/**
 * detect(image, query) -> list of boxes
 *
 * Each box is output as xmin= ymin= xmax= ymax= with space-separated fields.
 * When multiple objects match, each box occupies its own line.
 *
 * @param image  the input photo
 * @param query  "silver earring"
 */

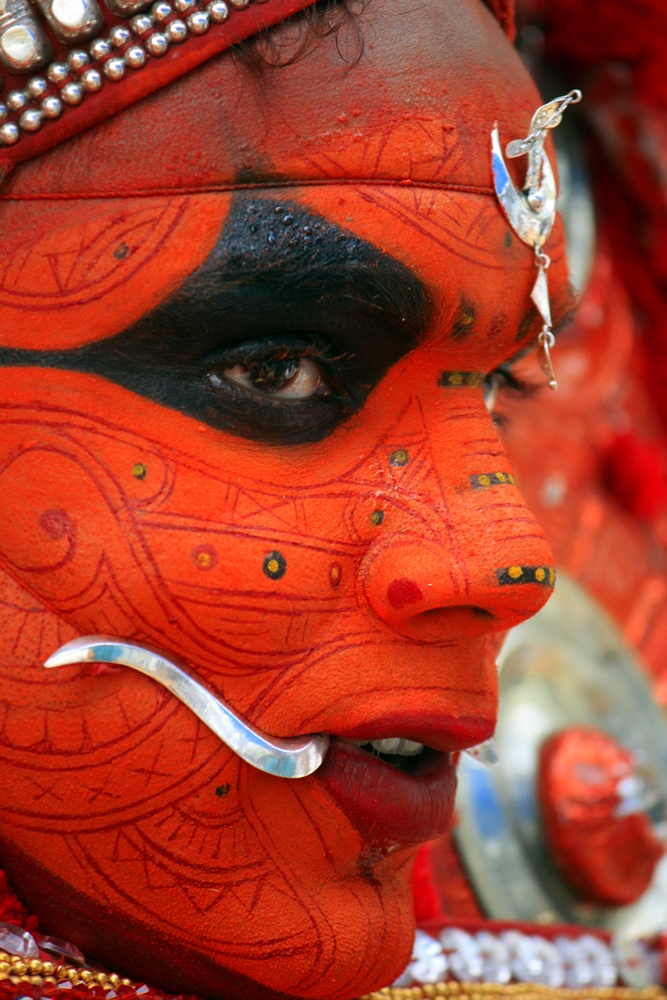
xmin=491 ymin=90 xmax=582 ymax=389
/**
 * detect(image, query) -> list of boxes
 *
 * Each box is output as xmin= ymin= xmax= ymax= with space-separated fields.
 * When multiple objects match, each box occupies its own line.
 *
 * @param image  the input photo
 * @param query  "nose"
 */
xmin=360 ymin=527 xmax=554 ymax=642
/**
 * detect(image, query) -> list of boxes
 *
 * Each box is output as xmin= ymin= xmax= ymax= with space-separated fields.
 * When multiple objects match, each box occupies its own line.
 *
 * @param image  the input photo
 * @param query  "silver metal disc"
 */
xmin=455 ymin=572 xmax=667 ymax=936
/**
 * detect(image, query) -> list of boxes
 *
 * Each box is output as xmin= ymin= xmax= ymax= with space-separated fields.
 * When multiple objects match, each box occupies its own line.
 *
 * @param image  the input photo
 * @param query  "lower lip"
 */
xmin=317 ymin=739 xmax=457 ymax=848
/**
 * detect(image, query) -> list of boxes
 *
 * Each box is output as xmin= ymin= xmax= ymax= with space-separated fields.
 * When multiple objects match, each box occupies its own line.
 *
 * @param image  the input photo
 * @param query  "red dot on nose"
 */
xmin=386 ymin=577 xmax=423 ymax=610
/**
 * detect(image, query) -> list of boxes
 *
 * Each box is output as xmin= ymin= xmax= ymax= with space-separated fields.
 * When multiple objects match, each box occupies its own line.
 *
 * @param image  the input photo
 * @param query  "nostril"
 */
xmin=386 ymin=578 xmax=423 ymax=610
xmin=417 ymin=605 xmax=495 ymax=622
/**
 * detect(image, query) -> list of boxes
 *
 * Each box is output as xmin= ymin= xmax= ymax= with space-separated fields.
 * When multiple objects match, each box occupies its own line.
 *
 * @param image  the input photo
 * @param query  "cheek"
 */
xmin=0 ymin=193 xmax=230 ymax=349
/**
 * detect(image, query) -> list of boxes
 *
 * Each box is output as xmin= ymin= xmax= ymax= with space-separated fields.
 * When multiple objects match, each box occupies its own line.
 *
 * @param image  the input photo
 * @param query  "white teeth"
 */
xmin=368 ymin=737 xmax=425 ymax=756
xmin=463 ymin=737 xmax=499 ymax=767
xmin=370 ymin=737 xmax=402 ymax=754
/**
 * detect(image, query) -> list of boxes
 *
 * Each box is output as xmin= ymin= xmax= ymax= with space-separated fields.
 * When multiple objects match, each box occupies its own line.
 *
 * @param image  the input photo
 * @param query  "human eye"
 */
xmin=200 ymin=337 xmax=357 ymax=444
xmin=483 ymin=362 xmax=534 ymax=426
xmin=213 ymin=349 xmax=332 ymax=400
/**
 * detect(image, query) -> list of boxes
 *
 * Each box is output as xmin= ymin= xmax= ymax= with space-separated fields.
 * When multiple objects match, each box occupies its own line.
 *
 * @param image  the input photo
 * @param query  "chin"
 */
xmin=247 ymin=847 xmax=419 ymax=1000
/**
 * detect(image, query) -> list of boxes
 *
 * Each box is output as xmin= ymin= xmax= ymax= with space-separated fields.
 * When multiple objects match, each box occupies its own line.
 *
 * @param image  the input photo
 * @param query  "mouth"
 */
xmin=45 ymin=636 xmax=488 ymax=849
xmin=317 ymin=735 xmax=458 ymax=848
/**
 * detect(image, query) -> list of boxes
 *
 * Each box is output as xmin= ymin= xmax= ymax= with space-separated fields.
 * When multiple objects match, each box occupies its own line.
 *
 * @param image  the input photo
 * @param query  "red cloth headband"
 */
xmin=0 ymin=0 xmax=515 ymax=182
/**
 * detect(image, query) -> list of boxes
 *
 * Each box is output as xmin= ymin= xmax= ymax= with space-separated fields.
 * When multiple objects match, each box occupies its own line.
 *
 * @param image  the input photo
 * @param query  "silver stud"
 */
xmin=109 ymin=24 xmax=131 ymax=46
xmin=174 ymin=0 xmax=195 ymax=11
xmin=68 ymin=48 xmax=89 ymax=70
xmin=145 ymin=30 xmax=168 ymax=55
xmin=34 ymin=0 xmax=104 ymax=45
xmin=229 ymin=0 xmax=249 ymax=7
xmin=166 ymin=17 xmax=186 ymax=41
xmin=80 ymin=66 xmax=102 ymax=90
xmin=0 ymin=12 xmax=53 ymax=74
xmin=41 ymin=94 xmax=63 ymax=117
xmin=7 ymin=89 xmax=29 ymax=111
xmin=103 ymin=55 xmax=125 ymax=79
xmin=151 ymin=1 xmax=171 ymax=19
xmin=61 ymin=79 xmax=84 ymax=104
xmin=47 ymin=60 xmax=69 ymax=83
xmin=0 ymin=121 xmax=20 ymax=145
xmin=19 ymin=107 xmax=43 ymax=131
xmin=206 ymin=0 xmax=228 ymax=21
xmin=0 ymin=102 xmax=6 ymax=122
xmin=186 ymin=9 xmax=208 ymax=32
xmin=129 ymin=13 xmax=153 ymax=34
xmin=124 ymin=44 xmax=146 ymax=68
xmin=88 ymin=36 xmax=110 ymax=59
xmin=26 ymin=75 xmax=48 ymax=98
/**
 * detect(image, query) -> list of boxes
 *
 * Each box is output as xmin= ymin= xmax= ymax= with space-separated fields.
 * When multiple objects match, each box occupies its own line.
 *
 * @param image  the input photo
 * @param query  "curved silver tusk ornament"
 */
xmin=491 ymin=90 xmax=582 ymax=390
xmin=44 ymin=636 xmax=330 ymax=779
xmin=463 ymin=737 xmax=499 ymax=768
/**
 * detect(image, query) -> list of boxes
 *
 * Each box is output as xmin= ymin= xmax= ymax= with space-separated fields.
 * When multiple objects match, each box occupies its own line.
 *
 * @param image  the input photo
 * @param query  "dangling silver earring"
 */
xmin=491 ymin=90 xmax=581 ymax=389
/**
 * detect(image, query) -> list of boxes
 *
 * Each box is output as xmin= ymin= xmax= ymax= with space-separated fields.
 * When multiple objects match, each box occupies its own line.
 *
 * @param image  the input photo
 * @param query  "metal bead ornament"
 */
xmin=0 ymin=0 xmax=256 ymax=146
xmin=491 ymin=90 xmax=582 ymax=390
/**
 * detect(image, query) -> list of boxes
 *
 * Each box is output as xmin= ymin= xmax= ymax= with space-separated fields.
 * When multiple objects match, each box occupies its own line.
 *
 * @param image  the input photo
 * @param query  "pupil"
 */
xmin=248 ymin=357 xmax=298 ymax=392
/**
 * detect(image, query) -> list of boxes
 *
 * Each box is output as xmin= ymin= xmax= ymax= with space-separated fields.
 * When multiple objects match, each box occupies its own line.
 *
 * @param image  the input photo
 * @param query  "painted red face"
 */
xmin=0 ymin=2 xmax=571 ymax=997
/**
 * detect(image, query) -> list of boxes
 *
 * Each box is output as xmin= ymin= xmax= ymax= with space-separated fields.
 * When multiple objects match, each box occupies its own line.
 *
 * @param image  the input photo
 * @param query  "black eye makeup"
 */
xmin=0 ymin=197 xmax=432 ymax=445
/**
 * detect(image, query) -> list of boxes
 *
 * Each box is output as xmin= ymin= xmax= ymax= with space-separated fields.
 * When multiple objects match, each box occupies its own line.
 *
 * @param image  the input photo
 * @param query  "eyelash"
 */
xmin=483 ymin=363 xmax=533 ymax=427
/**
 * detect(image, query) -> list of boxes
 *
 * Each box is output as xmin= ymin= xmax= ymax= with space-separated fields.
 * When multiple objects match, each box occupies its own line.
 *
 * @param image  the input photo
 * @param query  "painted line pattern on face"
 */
xmin=470 ymin=472 xmax=517 ymax=489
xmin=497 ymin=565 xmax=555 ymax=587
xmin=438 ymin=371 xmax=484 ymax=388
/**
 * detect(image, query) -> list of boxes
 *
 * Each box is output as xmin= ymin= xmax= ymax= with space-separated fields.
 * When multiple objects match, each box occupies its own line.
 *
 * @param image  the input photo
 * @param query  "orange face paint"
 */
xmin=0 ymin=1 xmax=570 ymax=997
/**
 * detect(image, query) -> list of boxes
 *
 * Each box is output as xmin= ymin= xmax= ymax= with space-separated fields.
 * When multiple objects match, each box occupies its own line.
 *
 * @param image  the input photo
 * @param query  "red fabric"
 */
xmin=412 ymin=843 xmax=446 ymax=923
xmin=534 ymin=0 xmax=667 ymax=521
xmin=0 ymin=868 xmax=38 ymax=933
xmin=602 ymin=433 xmax=667 ymax=521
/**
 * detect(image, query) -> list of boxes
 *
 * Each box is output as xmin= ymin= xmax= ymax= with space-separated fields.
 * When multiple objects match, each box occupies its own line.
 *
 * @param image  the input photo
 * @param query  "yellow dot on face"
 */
xmin=197 ymin=552 xmax=211 ymax=568
xmin=496 ymin=472 xmax=506 ymax=483
xmin=535 ymin=567 xmax=546 ymax=582
xmin=549 ymin=567 xmax=556 ymax=585
xmin=509 ymin=474 xmax=516 ymax=484
xmin=467 ymin=372 xmax=482 ymax=388
xmin=450 ymin=372 xmax=463 ymax=385
xmin=132 ymin=462 xmax=147 ymax=480
xmin=478 ymin=475 xmax=491 ymax=487
xmin=267 ymin=559 xmax=279 ymax=574
xmin=508 ymin=565 xmax=523 ymax=579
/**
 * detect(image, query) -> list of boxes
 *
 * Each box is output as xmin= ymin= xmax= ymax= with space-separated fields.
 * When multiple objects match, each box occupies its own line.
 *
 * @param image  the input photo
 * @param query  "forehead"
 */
xmin=0 ymin=0 xmax=569 ymax=365
xmin=2 ymin=0 xmax=541 ymax=198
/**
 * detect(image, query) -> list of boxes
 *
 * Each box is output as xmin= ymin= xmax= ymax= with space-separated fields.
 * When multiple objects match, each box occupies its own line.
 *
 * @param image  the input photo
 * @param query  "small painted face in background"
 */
xmin=0 ymin=1 xmax=571 ymax=997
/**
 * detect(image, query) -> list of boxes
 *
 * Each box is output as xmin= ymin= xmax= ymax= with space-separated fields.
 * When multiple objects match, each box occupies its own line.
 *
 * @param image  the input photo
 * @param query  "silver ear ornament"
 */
xmin=491 ymin=90 xmax=582 ymax=389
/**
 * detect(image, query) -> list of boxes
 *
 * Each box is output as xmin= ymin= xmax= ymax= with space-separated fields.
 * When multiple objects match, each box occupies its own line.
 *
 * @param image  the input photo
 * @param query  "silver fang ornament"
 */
xmin=491 ymin=90 xmax=582 ymax=391
xmin=45 ymin=636 xmax=330 ymax=779
xmin=463 ymin=738 xmax=499 ymax=767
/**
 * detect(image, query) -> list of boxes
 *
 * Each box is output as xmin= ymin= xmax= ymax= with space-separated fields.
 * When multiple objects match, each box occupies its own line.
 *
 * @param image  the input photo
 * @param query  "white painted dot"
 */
xmin=1 ymin=24 xmax=37 ymax=63
xmin=51 ymin=0 xmax=87 ymax=27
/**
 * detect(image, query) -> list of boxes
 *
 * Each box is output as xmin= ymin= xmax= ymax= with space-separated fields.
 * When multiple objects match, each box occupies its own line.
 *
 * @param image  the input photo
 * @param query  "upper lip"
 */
xmin=324 ymin=710 xmax=495 ymax=754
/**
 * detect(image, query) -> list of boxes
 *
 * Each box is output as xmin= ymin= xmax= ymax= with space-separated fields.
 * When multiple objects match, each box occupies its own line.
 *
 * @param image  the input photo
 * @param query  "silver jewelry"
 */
xmin=45 ymin=636 xmax=330 ymax=779
xmin=492 ymin=90 xmax=582 ymax=389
